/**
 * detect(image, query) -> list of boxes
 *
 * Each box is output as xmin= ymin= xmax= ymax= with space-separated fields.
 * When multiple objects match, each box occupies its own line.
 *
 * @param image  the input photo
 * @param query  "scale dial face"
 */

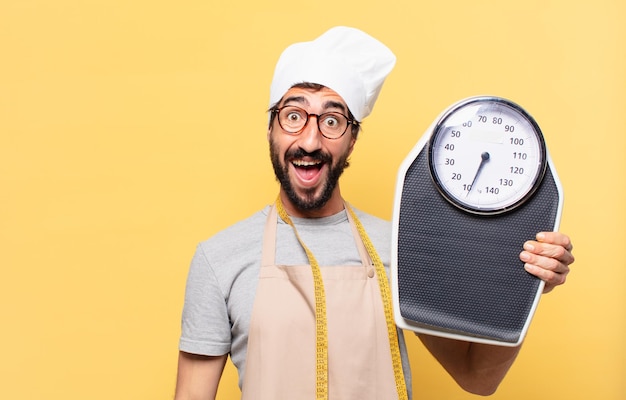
xmin=428 ymin=97 xmax=547 ymax=214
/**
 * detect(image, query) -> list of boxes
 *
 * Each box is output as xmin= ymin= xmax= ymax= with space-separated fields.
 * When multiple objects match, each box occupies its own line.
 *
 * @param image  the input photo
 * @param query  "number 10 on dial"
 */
xmin=428 ymin=96 xmax=547 ymax=215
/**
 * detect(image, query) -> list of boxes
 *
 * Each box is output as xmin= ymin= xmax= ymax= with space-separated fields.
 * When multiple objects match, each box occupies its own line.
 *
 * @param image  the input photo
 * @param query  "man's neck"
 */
xmin=278 ymin=190 xmax=345 ymax=219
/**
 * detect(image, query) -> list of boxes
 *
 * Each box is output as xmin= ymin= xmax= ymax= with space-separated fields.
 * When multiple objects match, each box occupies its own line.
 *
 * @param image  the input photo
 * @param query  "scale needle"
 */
xmin=466 ymin=151 xmax=490 ymax=197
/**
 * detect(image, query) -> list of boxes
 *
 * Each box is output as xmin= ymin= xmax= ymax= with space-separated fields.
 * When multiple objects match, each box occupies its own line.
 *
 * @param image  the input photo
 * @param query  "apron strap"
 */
xmin=345 ymin=201 xmax=375 ymax=269
xmin=261 ymin=205 xmax=279 ymax=267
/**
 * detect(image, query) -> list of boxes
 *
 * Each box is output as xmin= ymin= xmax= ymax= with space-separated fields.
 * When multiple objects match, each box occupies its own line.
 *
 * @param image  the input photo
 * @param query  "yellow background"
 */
xmin=1 ymin=0 xmax=624 ymax=399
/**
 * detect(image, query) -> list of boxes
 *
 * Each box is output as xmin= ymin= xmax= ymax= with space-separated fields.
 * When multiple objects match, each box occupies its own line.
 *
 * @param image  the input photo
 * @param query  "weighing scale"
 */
xmin=391 ymin=96 xmax=563 ymax=346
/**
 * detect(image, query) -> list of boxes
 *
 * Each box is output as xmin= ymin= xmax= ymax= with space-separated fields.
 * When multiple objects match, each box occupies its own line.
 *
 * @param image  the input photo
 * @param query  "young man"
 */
xmin=174 ymin=26 xmax=574 ymax=400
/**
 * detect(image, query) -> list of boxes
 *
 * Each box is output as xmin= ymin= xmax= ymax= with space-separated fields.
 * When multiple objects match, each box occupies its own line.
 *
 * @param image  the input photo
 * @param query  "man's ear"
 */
xmin=267 ymin=113 xmax=275 ymax=141
xmin=347 ymin=136 xmax=356 ymax=156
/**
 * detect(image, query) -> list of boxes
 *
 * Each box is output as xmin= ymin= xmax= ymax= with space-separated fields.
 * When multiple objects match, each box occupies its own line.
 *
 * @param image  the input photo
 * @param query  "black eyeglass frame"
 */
xmin=270 ymin=106 xmax=359 ymax=140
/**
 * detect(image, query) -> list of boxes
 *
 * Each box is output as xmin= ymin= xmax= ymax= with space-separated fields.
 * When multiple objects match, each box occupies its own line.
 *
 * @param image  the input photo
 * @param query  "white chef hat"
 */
xmin=269 ymin=26 xmax=396 ymax=122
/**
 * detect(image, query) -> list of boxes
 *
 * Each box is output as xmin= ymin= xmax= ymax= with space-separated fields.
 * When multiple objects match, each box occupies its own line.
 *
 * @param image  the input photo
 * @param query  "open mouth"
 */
xmin=291 ymin=159 xmax=325 ymax=182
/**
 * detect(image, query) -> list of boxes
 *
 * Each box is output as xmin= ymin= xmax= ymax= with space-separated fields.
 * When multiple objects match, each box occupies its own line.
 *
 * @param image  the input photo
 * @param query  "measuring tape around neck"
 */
xmin=275 ymin=197 xmax=408 ymax=400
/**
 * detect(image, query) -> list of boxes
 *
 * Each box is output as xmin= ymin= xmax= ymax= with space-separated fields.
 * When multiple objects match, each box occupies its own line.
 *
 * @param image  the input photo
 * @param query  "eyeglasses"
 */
xmin=271 ymin=105 xmax=358 ymax=140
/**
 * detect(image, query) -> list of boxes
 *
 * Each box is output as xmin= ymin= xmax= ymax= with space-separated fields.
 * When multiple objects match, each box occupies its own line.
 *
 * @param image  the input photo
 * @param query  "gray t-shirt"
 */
xmin=179 ymin=205 xmax=412 ymax=394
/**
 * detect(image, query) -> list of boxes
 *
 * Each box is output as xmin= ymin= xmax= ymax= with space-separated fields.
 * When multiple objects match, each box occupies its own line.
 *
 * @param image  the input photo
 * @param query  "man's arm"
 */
xmin=174 ymin=351 xmax=228 ymax=400
xmin=418 ymin=335 xmax=521 ymax=395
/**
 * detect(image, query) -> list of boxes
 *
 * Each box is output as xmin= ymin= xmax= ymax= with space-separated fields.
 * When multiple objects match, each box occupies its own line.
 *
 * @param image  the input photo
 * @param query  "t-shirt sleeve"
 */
xmin=179 ymin=244 xmax=231 ymax=356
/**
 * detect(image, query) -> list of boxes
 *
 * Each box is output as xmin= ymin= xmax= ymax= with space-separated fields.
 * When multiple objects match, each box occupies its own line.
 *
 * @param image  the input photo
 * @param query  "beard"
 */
xmin=269 ymin=139 xmax=350 ymax=212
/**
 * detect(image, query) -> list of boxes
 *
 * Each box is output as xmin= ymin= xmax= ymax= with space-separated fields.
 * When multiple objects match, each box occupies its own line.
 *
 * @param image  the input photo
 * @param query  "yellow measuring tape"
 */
xmin=345 ymin=204 xmax=408 ymax=400
xmin=275 ymin=197 xmax=408 ymax=400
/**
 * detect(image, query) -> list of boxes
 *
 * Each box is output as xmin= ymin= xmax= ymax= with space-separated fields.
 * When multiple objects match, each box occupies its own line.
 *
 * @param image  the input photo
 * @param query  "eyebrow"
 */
xmin=281 ymin=95 xmax=309 ymax=107
xmin=281 ymin=96 xmax=348 ymax=114
xmin=322 ymin=100 xmax=347 ymax=114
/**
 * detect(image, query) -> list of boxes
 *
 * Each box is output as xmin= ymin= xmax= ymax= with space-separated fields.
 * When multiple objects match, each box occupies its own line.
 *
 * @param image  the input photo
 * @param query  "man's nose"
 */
xmin=297 ymin=116 xmax=323 ymax=152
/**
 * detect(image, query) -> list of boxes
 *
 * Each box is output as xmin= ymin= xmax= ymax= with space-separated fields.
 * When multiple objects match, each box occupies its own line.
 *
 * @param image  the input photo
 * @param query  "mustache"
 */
xmin=285 ymin=148 xmax=332 ymax=164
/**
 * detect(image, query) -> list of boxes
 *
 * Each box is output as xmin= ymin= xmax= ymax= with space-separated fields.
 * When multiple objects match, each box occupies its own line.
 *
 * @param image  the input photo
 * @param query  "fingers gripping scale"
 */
xmin=391 ymin=96 xmax=563 ymax=346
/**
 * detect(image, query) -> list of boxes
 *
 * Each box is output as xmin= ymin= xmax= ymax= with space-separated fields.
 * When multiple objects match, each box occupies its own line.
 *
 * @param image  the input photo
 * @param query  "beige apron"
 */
xmin=241 ymin=204 xmax=401 ymax=400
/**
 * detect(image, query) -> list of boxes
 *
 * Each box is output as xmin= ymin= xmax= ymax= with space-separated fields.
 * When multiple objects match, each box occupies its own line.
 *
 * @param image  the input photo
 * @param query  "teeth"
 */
xmin=292 ymin=160 xmax=321 ymax=167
